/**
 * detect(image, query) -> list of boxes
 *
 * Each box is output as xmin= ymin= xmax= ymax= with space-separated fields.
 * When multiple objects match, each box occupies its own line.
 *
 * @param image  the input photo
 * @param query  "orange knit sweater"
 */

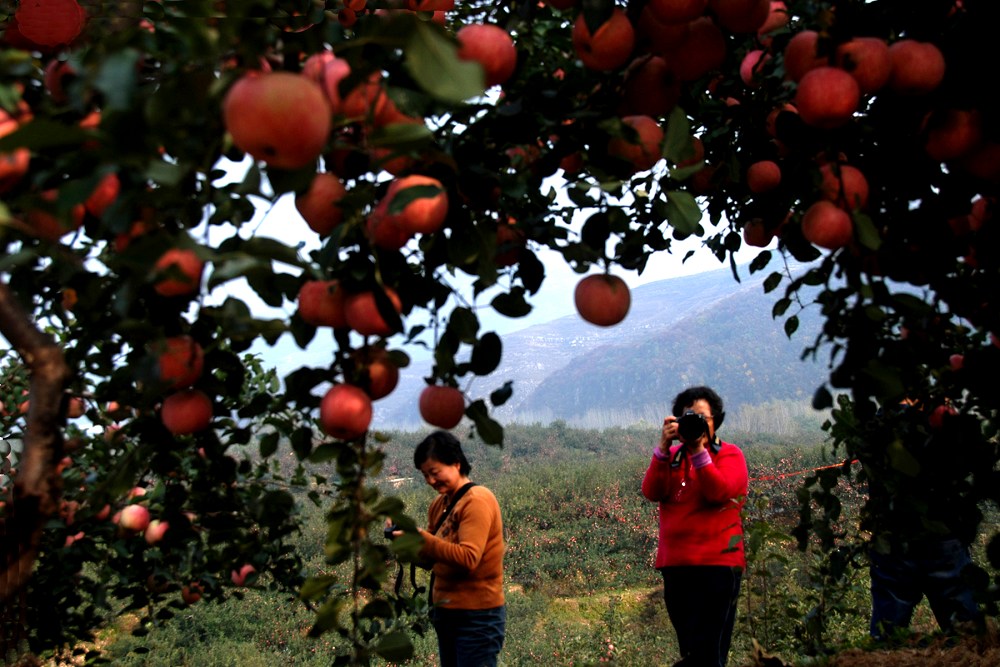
xmin=419 ymin=485 xmax=505 ymax=610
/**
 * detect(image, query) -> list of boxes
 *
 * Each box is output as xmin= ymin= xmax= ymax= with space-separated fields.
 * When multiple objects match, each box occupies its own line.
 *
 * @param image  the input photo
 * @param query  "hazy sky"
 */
xmin=205 ymin=156 xmax=773 ymax=373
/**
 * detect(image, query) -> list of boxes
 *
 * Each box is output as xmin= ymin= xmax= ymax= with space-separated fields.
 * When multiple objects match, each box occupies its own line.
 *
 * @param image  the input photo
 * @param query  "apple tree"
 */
xmin=0 ymin=0 xmax=998 ymax=662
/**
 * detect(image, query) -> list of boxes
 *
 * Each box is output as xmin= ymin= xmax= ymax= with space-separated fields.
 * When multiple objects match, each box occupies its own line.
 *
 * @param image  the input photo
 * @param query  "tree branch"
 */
xmin=0 ymin=282 xmax=71 ymax=604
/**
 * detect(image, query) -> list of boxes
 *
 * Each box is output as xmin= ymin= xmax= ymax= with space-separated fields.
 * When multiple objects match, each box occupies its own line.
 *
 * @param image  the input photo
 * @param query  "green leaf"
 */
xmin=360 ymin=599 xmax=394 ymax=619
xmin=368 ymin=122 xmax=434 ymax=149
xmin=580 ymin=211 xmax=612 ymax=249
xmin=887 ymin=440 xmax=920 ymax=477
xmin=388 ymin=184 xmax=443 ymax=216
xmin=145 ymin=159 xmax=188 ymax=187
xmin=405 ymin=21 xmax=485 ymax=103
xmin=259 ymin=432 xmax=279 ymax=458
xmin=664 ymin=191 xmax=702 ymax=237
xmin=470 ymin=332 xmax=502 ymax=375
xmin=310 ymin=443 xmax=341 ymax=463
xmin=580 ymin=0 xmax=616 ymax=36
xmin=300 ymin=575 xmax=338 ymax=602
xmin=812 ymin=386 xmax=833 ymax=410
xmin=374 ymin=630 xmax=414 ymax=662
xmin=491 ymin=289 xmax=532 ymax=318
xmin=94 ymin=50 xmax=141 ymax=111
xmin=749 ymin=250 xmax=772 ymax=273
xmin=853 ymin=212 xmax=881 ymax=251
xmin=490 ymin=381 xmax=513 ymax=407
xmin=763 ymin=271 xmax=783 ymax=293
xmin=0 ymin=119 xmax=91 ymax=152
xmin=309 ymin=598 xmax=346 ymax=636
xmin=466 ymin=399 xmax=503 ymax=445
xmin=783 ymin=314 xmax=799 ymax=337
xmin=662 ymin=107 xmax=693 ymax=163
xmin=207 ymin=254 xmax=267 ymax=290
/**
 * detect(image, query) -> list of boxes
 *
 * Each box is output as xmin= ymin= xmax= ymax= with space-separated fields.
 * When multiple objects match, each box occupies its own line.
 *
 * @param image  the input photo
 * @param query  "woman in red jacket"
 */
xmin=642 ymin=386 xmax=748 ymax=667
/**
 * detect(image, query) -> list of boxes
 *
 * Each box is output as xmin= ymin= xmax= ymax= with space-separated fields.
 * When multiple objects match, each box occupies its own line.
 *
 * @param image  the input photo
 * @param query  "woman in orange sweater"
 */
xmin=414 ymin=430 xmax=505 ymax=667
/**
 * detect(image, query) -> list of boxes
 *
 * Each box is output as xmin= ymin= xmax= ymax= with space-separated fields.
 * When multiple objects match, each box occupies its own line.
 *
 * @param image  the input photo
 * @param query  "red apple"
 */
xmin=181 ymin=582 xmax=203 ymax=605
xmin=383 ymin=174 xmax=449 ymax=236
xmin=742 ymin=219 xmax=773 ymax=247
xmin=835 ymin=37 xmax=891 ymax=94
xmin=319 ymin=383 xmax=373 ymax=440
xmin=297 ymin=280 xmax=349 ymax=328
xmin=667 ymin=17 xmax=726 ymax=81
xmin=231 ymin=563 xmax=256 ymax=587
xmin=153 ymin=248 xmax=204 ymax=297
xmin=747 ymin=160 xmax=781 ymax=193
xmin=574 ymin=274 xmax=631 ymax=327
xmin=709 ymin=0 xmax=770 ymax=34
xmin=117 ymin=504 xmax=151 ymax=532
xmin=295 ymin=172 xmax=347 ymax=236
xmin=620 ymin=56 xmax=682 ymax=117
xmin=344 ymin=287 xmax=403 ymax=337
xmin=572 ymin=8 xmax=636 ymax=72
xmin=353 ymin=347 xmax=400 ymax=400
xmin=801 ymin=201 xmax=853 ymax=249
xmin=928 ymin=403 xmax=957 ymax=430
xmin=739 ymin=49 xmax=771 ymax=87
xmin=757 ymin=1 xmax=788 ymax=44
xmin=795 ymin=67 xmax=860 ymax=129
xmin=366 ymin=200 xmax=413 ymax=250
xmin=222 ymin=71 xmax=331 ymax=169
xmin=26 ymin=189 xmax=85 ymax=242
xmin=301 ymin=51 xmax=351 ymax=114
xmin=638 ymin=6 xmax=691 ymax=52
xmin=84 ymin=172 xmax=120 ymax=218
xmin=949 ymin=354 xmax=964 ymax=371
xmin=144 ymin=519 xmax=169 ymax=544
xmin=66 ymin=396 xmax=85 ymax=419
xmin=156 ymin=335 xmax=205 ymax=390
xmin=456 ymin=24 xmax=518 ymax=88
xmin=495 ymin=222 xmax=526 ymax=267
xmin=608 ymin=115 xmax=664 ymax=173
xmin=419 ymin=385 xmax=465 ymax=429
xmin=923 ymin=109 xmax=983 ymax=162
xmin=818 ymin=163 xmax=869 ymax=210
xmin=646 ymin=0 xmax=707 ymax=23
xmin=887 ymin=39 xmax=946 ymax=96
xmin=161 ymin=389 xmax=213 ymax=435
xmin=782 ymin=30 xmax=827 ymax=82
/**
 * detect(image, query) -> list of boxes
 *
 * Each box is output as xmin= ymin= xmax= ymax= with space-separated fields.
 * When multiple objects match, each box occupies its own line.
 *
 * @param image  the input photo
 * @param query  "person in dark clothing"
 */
xmin=861 ymin=398 xmax=985 ymax=642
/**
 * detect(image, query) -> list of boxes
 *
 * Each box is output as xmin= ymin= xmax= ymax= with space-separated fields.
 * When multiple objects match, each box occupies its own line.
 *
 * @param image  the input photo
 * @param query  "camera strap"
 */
xmin=431 ymin=482 xmax=477 ymax=534
xmin=428 ymin=482 xmax=477 ymax=605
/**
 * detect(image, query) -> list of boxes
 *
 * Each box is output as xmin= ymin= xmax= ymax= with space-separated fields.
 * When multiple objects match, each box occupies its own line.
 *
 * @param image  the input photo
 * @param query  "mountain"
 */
xmin=372 ymin=260 xmax=829 ymax=429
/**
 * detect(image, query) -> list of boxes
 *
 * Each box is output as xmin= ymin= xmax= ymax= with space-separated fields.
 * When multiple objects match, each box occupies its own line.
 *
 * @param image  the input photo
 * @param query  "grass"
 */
xmin=39 ymin=435 xmax=998 ymax=667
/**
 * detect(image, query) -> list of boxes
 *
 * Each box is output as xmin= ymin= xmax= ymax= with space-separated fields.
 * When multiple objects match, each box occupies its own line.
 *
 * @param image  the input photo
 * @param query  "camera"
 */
xmin=384 ymin=523 xmax=400 ymax=540
xmin=677 ymin=411 xmax=708 ymax=441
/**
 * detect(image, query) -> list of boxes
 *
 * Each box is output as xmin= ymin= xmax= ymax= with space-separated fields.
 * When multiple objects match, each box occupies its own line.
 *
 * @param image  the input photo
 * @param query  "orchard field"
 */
xmin=65 ymin=422 xmax=998 ymax=667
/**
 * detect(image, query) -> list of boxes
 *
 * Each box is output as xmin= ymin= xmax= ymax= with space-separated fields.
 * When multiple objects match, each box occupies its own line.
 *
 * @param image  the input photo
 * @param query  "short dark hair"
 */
xmin=414 ymin=430 xmax=471 ymax=476
xmin=672 ymin=386 xmax=726 ymax=429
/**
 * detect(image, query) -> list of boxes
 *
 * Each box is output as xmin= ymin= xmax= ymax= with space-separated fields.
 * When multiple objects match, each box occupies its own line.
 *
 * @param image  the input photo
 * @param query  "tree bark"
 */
xmin=0 ymin=282 xmax=71 ymax=610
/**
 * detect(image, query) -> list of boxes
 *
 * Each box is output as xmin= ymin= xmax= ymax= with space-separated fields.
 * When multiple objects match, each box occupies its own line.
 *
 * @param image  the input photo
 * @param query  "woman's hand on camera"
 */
xmin=659 ymin=416 xmax=678 ymax=455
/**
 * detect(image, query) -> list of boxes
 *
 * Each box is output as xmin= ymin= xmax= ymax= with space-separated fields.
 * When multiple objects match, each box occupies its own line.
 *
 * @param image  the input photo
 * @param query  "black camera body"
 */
xmin=384 ymin=523 xmax=400 ymax=540
xmin=677 ymin=410 xmax=709 ymax=441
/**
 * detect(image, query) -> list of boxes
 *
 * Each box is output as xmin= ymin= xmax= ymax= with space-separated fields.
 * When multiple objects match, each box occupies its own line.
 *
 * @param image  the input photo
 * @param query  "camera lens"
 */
xmin=677 ymin=411 xmax=708 ymax=441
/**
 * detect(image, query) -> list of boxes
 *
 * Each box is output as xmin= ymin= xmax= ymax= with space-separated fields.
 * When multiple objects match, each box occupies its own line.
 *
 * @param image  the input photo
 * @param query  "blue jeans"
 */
xmin=869 ymin=538 xmax=983 ymax=641
xmin=431 ymin=605 xmax=506 ymax=667
xmin=660 ymin=566 xmax=742 ymax=667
